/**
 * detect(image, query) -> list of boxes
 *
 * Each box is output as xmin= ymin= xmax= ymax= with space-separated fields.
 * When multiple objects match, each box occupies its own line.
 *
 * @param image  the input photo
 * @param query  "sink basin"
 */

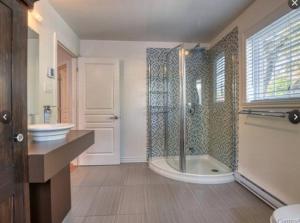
xmin=28 ymin=123 xmax=75 ymax=142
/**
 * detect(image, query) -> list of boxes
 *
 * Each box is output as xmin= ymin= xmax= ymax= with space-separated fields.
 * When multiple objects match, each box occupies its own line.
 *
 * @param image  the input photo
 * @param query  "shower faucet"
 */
xmin=187 ymin=103 xmax=196 ymax=115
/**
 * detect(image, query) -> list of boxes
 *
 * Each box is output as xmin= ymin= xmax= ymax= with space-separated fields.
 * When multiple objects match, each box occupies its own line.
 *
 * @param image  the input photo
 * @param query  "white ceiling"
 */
xmin=49 ymin=0 xmax=254 ymax=42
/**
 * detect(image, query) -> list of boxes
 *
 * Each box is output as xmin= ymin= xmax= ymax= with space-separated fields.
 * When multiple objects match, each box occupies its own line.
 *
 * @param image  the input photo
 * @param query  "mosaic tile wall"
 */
xmin=185 ymin=49 xmax=210 ymax=155
xmin=208 ymin=28 xmax=239 ymax=169
xmin=147 ymin=48 xmax=210 ymax=159
xmin=147 ymin=48 xmax=169 ymax=158
xmin=165 ymin=48 xmax=181 ymax=157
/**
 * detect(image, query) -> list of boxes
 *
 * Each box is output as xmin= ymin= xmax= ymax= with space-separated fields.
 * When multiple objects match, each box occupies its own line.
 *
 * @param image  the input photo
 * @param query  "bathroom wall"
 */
xmin=80 ymin=40 xmax=180 ymax=162
xmin=165 ymin=48 xmax=181 ymax=158
xmin=208 ymin=28 xmax=239 ymax=169
xmin=147 ymin=48 xmax=169 ymax=158
xmin=210 ymin=0 xmax=300 ymax=204
xmin=185 ymin=49 xmax=210 ymax=156
xmin=27 ymin=37 xmax=39 ymax=124
xmin=28 ymin=0 xmax=80 ymax=123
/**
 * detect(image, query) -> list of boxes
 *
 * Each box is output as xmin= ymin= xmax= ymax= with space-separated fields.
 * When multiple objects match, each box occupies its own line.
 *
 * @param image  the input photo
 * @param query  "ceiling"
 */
xmin=49 ymin=0 xmax=254 ymax=42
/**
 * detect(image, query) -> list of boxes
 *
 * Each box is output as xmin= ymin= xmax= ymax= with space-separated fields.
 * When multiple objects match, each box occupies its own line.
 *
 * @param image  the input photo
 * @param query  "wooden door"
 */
xmin=0 ymin=2 xmax=14 ymax=221
xmin=78 ymin=58 xmax=120 ymax=165
xmin=0 ymin=0 xmax=36 ymax=222
xmin=58 ymin=64 xmax=70 ymax=123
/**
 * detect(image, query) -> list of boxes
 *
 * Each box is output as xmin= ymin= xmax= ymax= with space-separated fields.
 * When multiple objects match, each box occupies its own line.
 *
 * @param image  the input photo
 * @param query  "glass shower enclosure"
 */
xmin=147 ymin=38 xmax=238 ymax=174
xmin=164 ymin=46 xmax=211 ymax=172
xmin=165 ymin=46 xmax=185 ymax=171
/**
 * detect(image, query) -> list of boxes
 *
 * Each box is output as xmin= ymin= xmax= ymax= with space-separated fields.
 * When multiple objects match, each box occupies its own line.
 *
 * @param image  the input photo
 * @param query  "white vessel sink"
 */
xmin=28 ymin=123 xmax=74 ymax=142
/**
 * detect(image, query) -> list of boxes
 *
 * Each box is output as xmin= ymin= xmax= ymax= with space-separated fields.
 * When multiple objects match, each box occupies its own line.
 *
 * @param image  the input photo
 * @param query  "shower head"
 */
xmin=183 ymin=43 xmax=206 ymax=56
xmin=191 ymin=43 xmax=200 ymax=50
xmin=182 ymin=43 xmax=200 ymax=50
xmin=166 ymin=43 xmax=205 ymax=57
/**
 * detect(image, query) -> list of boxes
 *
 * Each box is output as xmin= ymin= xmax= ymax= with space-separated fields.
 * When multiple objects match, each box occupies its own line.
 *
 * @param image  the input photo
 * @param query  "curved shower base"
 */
xmin=149 ymin=155 xmax=234 ymax=184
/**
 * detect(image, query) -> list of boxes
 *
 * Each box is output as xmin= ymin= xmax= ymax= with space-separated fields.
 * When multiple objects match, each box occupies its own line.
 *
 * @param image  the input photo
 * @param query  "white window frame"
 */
xmin=241 ymin=5 xmax=300 ymax=108
xmin=214 ymin=52 xmax=226 ymax=103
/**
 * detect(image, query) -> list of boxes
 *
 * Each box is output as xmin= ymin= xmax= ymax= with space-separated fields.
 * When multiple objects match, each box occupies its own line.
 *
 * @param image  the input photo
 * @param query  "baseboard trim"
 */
xmin=120 ymin=156 xmax=147 ymax=163
xmin=235 ymin=172 xmax=285 ymax=209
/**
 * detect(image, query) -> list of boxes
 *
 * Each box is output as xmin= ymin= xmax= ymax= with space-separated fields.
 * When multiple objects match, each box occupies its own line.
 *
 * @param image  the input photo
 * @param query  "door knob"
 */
xmin=110 ymin=115 xmax=119 ymax=120
xmin=13 ymin=133 xmax=24 ymax=143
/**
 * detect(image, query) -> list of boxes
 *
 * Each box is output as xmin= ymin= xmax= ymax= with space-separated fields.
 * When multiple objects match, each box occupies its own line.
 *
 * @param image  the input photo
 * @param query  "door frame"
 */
xmin=57 ymin=63 xmax=69 ymax=123
xmin=56 ymin=41 xmax=78 ymax=126
xmin=56 ymin=42 xmax=79 ymax=167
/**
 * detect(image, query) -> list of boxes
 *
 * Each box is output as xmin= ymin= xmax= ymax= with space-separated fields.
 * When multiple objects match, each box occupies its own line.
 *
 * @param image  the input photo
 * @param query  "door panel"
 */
xmin=0 ymin=0 xmax=31 ymax=222
xmin=0 ymin=0 xmax=12 ymax=166
xmin=88 ymin=129 xmax=113 ymax=153
xmin=0 ymin=2 xmax=14 ymax=221
xmin=78 ymin=58 xmax=120 ymax=165
xmin=0 ymin=199 xmax=13 ymax=223
xmin=85 ymin=63 xmax=114 ymax=110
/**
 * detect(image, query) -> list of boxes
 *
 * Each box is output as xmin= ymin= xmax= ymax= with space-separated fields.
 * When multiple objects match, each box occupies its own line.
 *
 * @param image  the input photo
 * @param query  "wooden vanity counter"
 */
xmin=28 ymin=130 xmax=94 ymax=183
xmin=28 ymin=130 xmax=94 ymax=223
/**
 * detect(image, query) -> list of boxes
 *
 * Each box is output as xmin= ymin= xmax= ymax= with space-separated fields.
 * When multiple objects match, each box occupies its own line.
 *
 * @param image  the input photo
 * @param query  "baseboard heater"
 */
xmin=234 ymin=172 xmax=286 ymax=209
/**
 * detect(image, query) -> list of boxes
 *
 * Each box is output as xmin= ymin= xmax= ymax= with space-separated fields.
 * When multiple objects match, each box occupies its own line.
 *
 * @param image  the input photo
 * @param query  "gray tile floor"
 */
xmin=64 ymin=163 xmax=273 ymax=223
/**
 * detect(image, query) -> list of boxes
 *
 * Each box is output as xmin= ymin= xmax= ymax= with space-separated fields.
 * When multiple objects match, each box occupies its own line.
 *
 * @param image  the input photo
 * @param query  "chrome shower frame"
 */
xmin=178 ymin=47 xmax=187 ymax=172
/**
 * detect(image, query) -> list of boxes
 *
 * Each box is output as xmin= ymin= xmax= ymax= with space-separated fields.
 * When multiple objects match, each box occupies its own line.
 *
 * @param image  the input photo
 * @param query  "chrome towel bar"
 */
xmin=239 ymin=110 xmax=287 ymax=118
xmin=239 ymin=109 xmax=300 ymax=124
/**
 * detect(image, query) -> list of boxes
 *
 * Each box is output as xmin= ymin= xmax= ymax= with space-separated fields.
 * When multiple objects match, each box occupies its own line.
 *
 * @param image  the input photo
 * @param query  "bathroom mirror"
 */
xmin=27 ymin=27 xmax=39 ymax=124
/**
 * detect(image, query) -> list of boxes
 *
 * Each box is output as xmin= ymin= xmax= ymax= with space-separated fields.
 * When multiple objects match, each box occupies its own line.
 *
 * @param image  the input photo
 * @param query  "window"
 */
xmin=196 ymin=79 xmax=202 ymax=105
xmin=246 ymin=9 xmax=300 ymax=103
xmin=214 ymin=53 xmax=225 ymax=102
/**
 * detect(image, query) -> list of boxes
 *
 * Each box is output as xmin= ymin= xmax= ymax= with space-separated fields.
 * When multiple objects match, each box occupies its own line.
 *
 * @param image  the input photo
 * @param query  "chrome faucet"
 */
xmin=43 ymin=105 xmax=56 ymax=124
xmin=187 ymin=102 xmax=196 ymax=115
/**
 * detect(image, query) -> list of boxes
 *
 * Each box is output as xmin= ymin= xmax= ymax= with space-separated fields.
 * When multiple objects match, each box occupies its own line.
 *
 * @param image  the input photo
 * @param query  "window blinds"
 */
xmin=246 ymin=9 xmax=300 ymax=103
xmin=215 ymin=53 xmax=225 ymax=102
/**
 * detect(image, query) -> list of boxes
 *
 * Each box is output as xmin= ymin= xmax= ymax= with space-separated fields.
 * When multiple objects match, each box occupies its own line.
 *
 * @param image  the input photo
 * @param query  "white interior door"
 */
xmin=78 ymin=58 xmax=120 ymax=165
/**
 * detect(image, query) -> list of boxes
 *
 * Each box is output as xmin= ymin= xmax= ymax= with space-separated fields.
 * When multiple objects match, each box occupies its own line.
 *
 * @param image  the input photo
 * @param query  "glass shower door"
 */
xmin=184 ymin=49 xmax=209 ymax=173
xmin=165 ymin=47 xmax=185 ymax=172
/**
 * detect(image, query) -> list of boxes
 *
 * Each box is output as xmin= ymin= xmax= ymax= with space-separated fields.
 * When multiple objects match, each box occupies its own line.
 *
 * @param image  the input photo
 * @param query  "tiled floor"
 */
xmin=64 ymin=163 xmax=273 ymax=223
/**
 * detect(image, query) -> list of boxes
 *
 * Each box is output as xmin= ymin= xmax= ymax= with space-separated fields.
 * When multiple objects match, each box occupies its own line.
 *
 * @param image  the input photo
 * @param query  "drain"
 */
xmin=211 ymin=169 xmax=219 ymax=173
xmin=189 ymin=147 xmax=196 ymax=154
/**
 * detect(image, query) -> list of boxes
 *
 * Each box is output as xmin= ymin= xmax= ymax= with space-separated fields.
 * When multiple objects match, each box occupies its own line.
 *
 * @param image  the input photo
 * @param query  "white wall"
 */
xmin=28 ymin=0 xmax=80 ymax=123
xmin=27 ymin=38 xmax=39 ymax=123
xmin=210 ymin=0 xmax=300 ymax=204
xmin=80 ymin=40 xmax=181 ymax=162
